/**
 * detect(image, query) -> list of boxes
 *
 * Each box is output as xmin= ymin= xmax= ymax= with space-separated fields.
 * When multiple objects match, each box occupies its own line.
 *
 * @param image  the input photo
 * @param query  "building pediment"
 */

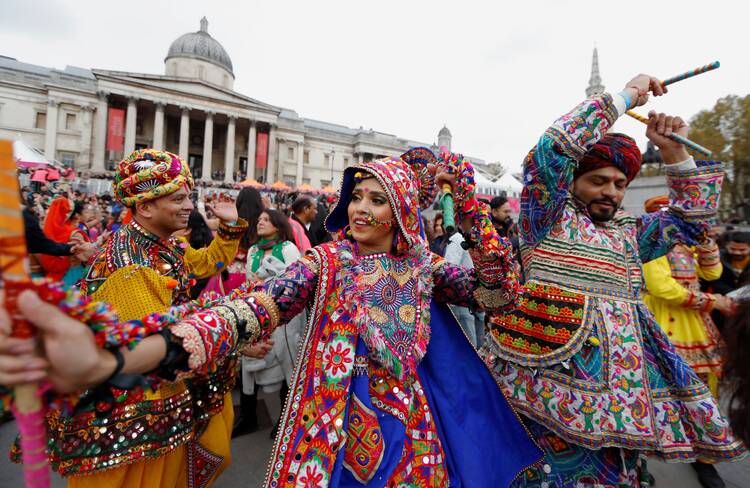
xmin=92 ymin=69 xmax=280 ymax=115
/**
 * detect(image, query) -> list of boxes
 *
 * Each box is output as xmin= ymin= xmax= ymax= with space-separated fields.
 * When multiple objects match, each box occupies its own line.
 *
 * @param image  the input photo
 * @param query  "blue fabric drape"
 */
xmin=330 ymin=301 xmax=541 ymax=487
xmin=418 ymin=301 xmax=541 ymax=487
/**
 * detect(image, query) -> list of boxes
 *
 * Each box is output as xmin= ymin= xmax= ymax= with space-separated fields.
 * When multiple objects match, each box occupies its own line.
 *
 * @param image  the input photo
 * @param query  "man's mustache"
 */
xmin=591 ymin=197 xmax=617 ymax=208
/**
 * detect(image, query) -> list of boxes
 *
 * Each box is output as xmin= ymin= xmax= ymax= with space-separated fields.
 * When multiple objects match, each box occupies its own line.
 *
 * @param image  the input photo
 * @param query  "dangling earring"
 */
xmin=344 ymin=225 xmax=353 ymax=239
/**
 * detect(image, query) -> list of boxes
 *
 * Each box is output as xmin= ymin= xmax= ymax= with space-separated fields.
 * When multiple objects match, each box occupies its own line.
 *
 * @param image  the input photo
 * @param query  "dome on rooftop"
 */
xmin=166 ymin=17 xmax=233 ymax=75
xmin=438 ymin=125 xmax=452 ymax=137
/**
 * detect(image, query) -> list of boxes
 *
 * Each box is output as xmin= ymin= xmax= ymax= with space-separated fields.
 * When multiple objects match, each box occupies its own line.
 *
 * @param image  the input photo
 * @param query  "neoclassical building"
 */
xmin=0 ymin=18 xmax=474 ymax=187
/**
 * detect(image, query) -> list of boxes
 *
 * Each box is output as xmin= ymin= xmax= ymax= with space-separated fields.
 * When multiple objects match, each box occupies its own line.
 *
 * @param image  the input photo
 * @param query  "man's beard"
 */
xmin=493 ymin=216 xmax=512 ymax=234
xmin=492 ymin=215 xmax=511 ymax=225
xmin=587 ymin=197 xmax=618 ymax=222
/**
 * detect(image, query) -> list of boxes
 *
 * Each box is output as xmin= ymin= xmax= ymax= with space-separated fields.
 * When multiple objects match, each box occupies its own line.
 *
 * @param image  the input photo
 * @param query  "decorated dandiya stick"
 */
xmin=661 ymin=61 xmax=720 ymax=87
xmin=625 ymin=111 xmax=714 ymax=158
xmin=440 ymin=183 xmax=456 ymax=233
xmin=436 ymin=147 xmax=457 ymax=233
xmin=0 ymin=140 xmax=50 ymax=488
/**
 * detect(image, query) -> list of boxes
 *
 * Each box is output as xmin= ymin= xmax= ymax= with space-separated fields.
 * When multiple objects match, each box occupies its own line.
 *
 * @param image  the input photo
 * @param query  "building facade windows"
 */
xmin=65 ymin=113 xmax=76 ymax=130
xmin=35 ymin=112 xmax=46 ymax=129
xmin=0 ymin=22 xmax=479 ymax=182
xmin=58 ymin=151 xmax=77 ymax=166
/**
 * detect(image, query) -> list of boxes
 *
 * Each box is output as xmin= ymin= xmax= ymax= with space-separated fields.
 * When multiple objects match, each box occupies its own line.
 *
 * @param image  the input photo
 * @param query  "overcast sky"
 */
xmin=2 ymin=0 xmax=748 ymax=171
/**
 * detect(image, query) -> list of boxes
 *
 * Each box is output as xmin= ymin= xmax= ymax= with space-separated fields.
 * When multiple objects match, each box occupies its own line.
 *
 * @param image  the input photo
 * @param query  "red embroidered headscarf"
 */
xmin=43 ymin=196 xmax=76 ymax=243
xmin=40 ymin=196 xmax=78 ymax=281
xmin=574 ymin=133 xmax=642 ymax=184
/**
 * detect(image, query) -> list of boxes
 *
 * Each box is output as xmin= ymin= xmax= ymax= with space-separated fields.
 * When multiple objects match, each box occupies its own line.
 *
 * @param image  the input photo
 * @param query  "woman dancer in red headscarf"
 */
xmin=38 ymin=196 xmax=91 ymax=285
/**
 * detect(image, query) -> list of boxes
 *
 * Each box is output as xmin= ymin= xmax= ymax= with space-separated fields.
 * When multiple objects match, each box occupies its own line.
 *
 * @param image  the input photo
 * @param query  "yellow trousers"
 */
xmin=68 ymin=393 xmax=234 ymax=488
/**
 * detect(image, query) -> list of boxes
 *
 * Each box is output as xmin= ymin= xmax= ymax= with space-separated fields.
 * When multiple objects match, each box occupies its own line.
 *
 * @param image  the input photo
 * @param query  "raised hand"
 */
xmin=434 ymin=166 xmax=457 ymax=194
xmin=208 ymin=199 xmax=239 ymax=223
xmin=623 ymin=74 xmax=667 ymax=107
xmin=436 ymin=151 xmax=477 ymax=213
xmin=645 ymin=111 xmax=690 ymax=163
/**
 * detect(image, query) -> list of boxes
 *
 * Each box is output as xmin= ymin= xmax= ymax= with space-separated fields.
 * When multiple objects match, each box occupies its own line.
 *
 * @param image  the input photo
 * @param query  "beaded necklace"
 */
xmin=337 ymin=238 xmax=433 ymax=380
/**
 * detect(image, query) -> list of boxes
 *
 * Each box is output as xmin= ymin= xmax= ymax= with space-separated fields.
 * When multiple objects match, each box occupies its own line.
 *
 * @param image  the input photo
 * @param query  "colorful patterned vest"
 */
xmin=488 ymin=199 xmax=642 ymax=367
xmin=83 ymin=221 xmax=191 ymax=303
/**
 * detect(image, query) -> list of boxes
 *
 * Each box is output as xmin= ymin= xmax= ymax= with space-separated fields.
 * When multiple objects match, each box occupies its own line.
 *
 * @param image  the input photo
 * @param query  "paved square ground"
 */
xmin=1 ymin=389 xmax=747 ymax=487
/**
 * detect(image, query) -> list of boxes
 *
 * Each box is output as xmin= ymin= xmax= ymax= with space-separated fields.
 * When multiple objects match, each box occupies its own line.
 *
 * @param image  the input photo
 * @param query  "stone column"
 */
xmin=201 ymin=111 xmax=214 ymax=181
xmin=44 ymin=98 xmax=58 ymax=161
xmin=92 ymin=91 xmax=108 ymax=171
xmin=124 ymin=96 xmax=138 ymax=155
xmin=357 ymin=152 xmax=364 ymax=165
xmin=295 ymin=140 xmax=305 ymax=186
xmin=224 ymin=115 xmax=236 ymax=183
xmin=152 ymin=102 xmax=165 ymax=150
xmin=178 ymin=106 xmax=190 ymax=160
xmin=246 ymin=120 xmax=256 ymax=180
xmin=265 ymin=124 xmax=277 ymax=183
xmin=79 ymin=104 xmax=94 ymax=169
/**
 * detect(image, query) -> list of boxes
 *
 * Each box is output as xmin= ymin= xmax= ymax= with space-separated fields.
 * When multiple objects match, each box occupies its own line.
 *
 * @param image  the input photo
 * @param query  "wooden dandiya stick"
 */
xmin=625 ymin=111 xmax=714 ymax=158
xmin=0 ymin=140 xmax=50 ymax=488
xmin=661 ymin=61 xmax=720 ymax=87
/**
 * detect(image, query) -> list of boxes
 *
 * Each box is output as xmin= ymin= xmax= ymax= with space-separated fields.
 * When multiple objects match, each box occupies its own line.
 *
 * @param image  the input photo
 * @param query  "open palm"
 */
xmin=209 ymin=200 xmax=239 ymax=222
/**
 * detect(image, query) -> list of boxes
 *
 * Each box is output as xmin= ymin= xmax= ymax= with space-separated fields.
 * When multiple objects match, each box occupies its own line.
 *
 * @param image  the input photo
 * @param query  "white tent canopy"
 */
xmin=13 ymin=140 xmax=51 ymax=167
xmin=474 ymin=171 xmax=523 ymax=199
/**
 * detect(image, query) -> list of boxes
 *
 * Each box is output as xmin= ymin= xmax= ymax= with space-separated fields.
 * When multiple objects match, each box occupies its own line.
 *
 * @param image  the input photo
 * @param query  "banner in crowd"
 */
xmin=106 ymin=108 xmax=125 ymax=152
xmin=256 ymin=131 xmax=268 ymax=170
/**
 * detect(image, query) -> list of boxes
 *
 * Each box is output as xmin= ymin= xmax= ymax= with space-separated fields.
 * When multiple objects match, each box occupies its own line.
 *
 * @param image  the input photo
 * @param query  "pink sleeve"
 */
xmin=289 ymin=217 xmax=311 ymax=253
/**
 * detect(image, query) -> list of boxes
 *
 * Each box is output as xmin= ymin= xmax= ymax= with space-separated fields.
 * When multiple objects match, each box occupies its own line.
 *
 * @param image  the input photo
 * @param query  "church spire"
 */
xmin=586 ymin=47 xmax=605 ymax=97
